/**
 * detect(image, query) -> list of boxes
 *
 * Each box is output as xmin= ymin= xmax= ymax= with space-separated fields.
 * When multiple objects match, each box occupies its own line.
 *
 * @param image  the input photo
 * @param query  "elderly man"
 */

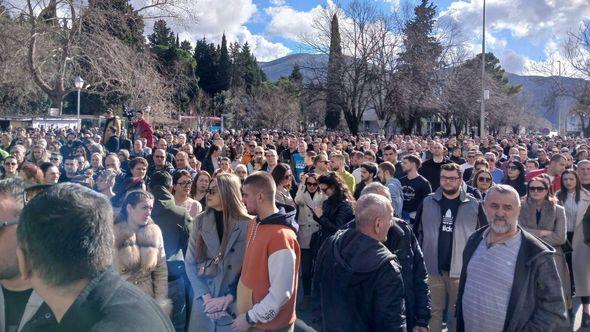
xmin=313 ymin=193 xmax=406 ymax=332
xmin=456 ymin=184 xmax=568 ymax=332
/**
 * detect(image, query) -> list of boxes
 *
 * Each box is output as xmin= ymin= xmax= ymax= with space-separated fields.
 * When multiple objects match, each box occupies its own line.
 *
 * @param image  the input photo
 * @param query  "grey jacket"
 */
xmin=415 ymin=187 xmax=487 ymax=278
xmin=0 ymin=288 xmax=43 ymax=332
xmin=185 ymin=209 xmax=250 ymax=332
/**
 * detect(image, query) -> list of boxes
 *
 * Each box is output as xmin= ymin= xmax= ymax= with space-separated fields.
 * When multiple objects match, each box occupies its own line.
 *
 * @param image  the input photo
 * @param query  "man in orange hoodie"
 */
xmin=234 ymin=172 xmax=301 ymax=332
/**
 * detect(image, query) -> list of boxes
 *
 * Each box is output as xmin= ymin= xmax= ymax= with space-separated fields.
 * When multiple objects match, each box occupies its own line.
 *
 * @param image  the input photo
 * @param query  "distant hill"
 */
xmin=261 ymin=53 xmax=584 ymax=128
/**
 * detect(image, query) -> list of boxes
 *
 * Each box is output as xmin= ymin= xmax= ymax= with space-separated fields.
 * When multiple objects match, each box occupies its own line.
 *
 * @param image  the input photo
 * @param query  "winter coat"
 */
xmin=518 ymin=200 xmax=571 ymax=308
xmin=312 ymin=195 xmax=355 ymax=254
xmin=294 ymin=185 xmax=326 ymax=249
xmin=113 ymin=219 xmax=170 ymax=314
xmin=572 ymin=191 xmax=590 ymax=296
xmin=151 ymin=185 xmax=191 ymax=280
xmin=21 ymin=269 xmax=174 ymax=332
xmin=312 ymin=228 xmax=406 ymax=332
xmin=457 ymin=226 xmax=568 ymax=332
xmin=185 ymin=209 xmax=250 ymax=332
xmin=132 ymin=118 xmax=154 ymax=148
xmin=415 ymin=187 xmax=487 ymax=278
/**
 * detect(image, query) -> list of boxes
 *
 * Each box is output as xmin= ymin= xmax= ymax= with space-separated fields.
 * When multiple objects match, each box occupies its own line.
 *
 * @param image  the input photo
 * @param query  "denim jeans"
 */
xmin=169 ymin=277 xmax=188 ymax=332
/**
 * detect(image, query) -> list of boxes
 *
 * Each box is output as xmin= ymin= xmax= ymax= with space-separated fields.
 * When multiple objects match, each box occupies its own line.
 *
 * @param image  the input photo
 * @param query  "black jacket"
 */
xmin=312 ymin=228 xmax=406 ymax=332
xmin=456 ymin=226 xmax=568 ymax=332
xmin=21 ymin=269 xmax=174 ymax=332
xmin=151 ymin=185 xmax=190 ymax=279
xmin=313 ymin=196 xmax=355 ymax=237
xmin=345 ymin=219 xmax=430 ymax=329
xmin=418 ymin=158 xmax=450 ymax=191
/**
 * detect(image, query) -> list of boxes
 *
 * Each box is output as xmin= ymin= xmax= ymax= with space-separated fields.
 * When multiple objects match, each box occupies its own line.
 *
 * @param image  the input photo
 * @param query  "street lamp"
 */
xmin=480 ymin=0 xmax=486 ymax=138
xmin=74 ymin=76 xmax=84 ymax=127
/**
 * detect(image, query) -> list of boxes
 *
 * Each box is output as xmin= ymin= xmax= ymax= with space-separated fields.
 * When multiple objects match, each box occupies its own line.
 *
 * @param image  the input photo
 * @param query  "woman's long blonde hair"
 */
xmin=195 ymin=173 xmax=251 ymax=262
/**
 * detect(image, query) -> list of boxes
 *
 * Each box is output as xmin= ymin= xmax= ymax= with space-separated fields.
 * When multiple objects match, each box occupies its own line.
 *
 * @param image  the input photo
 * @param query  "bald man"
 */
xmin=313 ymin=193 xmax=406 ymax=332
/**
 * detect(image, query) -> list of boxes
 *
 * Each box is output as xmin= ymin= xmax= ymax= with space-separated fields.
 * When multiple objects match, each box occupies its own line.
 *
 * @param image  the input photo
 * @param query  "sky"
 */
xmin=145 ymin=0 xmax=590 ymax=76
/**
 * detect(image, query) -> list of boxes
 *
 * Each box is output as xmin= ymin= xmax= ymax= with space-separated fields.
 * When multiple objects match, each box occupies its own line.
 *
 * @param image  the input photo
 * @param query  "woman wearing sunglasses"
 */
xmin=556 ymin=170 xmax=590 ymax=328
xmin=173 ymin=169 xmax=202 ymax=221
xmin=1 ymin=156 xmax=19 ymax=180
xmin=185 ymin=173 xmax=251 ymax=331
xmin=294 ymin=172 xmax=326 ymax=306
xmin=473 ymin=169 xmax=494 ymax=200
xmin=271 ymin=163 xmax=296 ymax=208
xmin=520 ymin=176 xmax=572 ymax=322
xmin=502 ymin=160 xmax=527 ymax=197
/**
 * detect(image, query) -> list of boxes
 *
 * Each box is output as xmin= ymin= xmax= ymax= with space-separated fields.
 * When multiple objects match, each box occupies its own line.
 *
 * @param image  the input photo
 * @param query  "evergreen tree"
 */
xmin=180 ymin=40 xmax=192 ymax=53
xmin=240 ymin=43 xmax=263 ymax=94
xmin=86 ymin=0 xmax=145 ymax=50
xmin=194 ymin=38 xmax=219 ymax=95
xmin=175 ymin=33 xmax=180 ymax=48
xmin=148 ymin=19 xmax=175 ymax=47
xmin=325 ymin=14 xmax=344 ymax=131
xmin=395 ymin=0 xmax=442 ymax=134
xmin=229 ymin=41 xmax=245 ymax=88
xmin=216 ymin=33 xmax=231 ymax=92
xmin=289 ymin=64 xmax=303 ymax=85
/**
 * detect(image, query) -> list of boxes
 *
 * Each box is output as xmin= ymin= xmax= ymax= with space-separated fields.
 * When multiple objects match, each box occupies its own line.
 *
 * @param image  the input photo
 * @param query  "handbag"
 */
xmin=197 ymin=252 xmax=223 ymax=277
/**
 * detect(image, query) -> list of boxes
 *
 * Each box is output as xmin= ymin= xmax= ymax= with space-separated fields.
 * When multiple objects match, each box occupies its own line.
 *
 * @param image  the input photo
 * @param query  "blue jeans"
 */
xmin=169 ymin=277 xmax=189 ymax=332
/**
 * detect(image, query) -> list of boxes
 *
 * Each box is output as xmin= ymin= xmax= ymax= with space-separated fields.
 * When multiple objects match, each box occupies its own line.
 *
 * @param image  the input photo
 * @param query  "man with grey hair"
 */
xmin=456 ymin=184 xmax=568 ymax=332
xmin=359 ymin=182 xmax=431 ymax=331
xmin=313 ymin=193 xmax=406 ymax=331
xmin=0 ymin=178 xmax=43 ymax=332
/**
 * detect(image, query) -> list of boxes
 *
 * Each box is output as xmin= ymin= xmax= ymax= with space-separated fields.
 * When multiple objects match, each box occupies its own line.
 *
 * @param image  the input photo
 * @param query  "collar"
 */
xmin=482 ymin=228 xmax=521 ymax=248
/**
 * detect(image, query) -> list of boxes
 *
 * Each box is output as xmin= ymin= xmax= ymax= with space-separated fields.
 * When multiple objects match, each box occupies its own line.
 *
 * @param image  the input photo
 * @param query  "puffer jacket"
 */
xmin=456 ymin=226 xmax=568 ymax=332
xmin=312 ymin=228 xmax=406 ymax=332
xmin=113 ymin=219 xmax=171 ymax=314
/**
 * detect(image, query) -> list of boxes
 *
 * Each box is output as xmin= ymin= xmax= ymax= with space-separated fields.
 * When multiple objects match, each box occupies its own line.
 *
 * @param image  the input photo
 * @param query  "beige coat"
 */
xmin=0 ymin=288 xmax=43 ymax=332
xmin=572 ymin=191 xmax=590 ymax=296
xmin=519 ymin=200 xmax=571 ymax=307
xmin=294 ymin=185 xmax=326 ymax=249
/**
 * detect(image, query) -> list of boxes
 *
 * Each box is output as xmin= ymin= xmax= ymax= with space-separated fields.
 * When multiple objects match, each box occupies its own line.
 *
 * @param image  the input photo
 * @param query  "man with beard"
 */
xmin=415 ymin=163 xmax=486 ymax=332
xmin=377 ymin=161 xmax=403 ymax=218
xmin=0 ymin=178 xmax=43 ymax=331
xmin=399 ymin=155 xmax=432 ymax=224
xmin=353 ymin=162 xmax=377 ymax=200
xmin=419 ymin=142 xmax=450 ymax=191
xmin=456 ymin=185 xmax=568 ymax=332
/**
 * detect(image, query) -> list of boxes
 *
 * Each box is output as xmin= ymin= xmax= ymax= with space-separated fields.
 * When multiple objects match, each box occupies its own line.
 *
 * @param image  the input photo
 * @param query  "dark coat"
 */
xmin=21 ymin=269 xmax=174 ymax=332
xmin=151 ymin=185 xmax=191 ymax=279
xmin=456 ymin=226 xmax=568 ymax=332
xmin=418 ymin=157 xmax=450 ymax=191
xmin=312 ymin=228 xmax=406 ymax=332
xmin=313 ymin=196 xmax=355 ymax=237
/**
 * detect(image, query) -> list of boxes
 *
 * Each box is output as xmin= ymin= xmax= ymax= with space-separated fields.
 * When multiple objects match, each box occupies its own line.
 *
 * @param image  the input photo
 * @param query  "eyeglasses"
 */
xmin=440 ymin=176 xmax=461 ymax=182
xmin=177 ymin=181 xmax=192 ymax=187
xmin=478 ymin=177 xmax=492 ymax=183
xmin=528 ymin=186 xmax=547 ymax=192
xmin=306 ymin=182 xmax=318 ymax=187
xmin=0 ymin=220 xmax=17 ymax=229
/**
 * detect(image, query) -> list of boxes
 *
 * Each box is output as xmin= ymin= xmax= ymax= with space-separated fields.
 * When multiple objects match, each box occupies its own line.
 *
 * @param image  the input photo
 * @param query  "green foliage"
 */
xmin=462 ymin=53 xmax=522 ymax=95
xmin=86 ymin=0 xmax=145 ymax=50
xmin=148 ymin=20 xmax=175 ymax=48
xmin=325 ymin=14 xmax=344 ymax=131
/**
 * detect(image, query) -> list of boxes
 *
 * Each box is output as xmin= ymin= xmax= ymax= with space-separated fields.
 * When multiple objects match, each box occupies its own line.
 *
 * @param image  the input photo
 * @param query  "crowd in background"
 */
xmin=0 ymin=109 xmax=590 ymax=332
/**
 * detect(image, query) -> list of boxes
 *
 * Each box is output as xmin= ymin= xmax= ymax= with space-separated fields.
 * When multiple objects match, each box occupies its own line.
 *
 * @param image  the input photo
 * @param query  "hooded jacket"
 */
xmin=456 ymin=226 xmax=568 ymax=332
xmin=151 ymin=185 xmax=190 ymax=279
xmin=236 ymin=205 xmax=301 ymax=331
xmin=312 ymin=228 xmax=406 ymax=332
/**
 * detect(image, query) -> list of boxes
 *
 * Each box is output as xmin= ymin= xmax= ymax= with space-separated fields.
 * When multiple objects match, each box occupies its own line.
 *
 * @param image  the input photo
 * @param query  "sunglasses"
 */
xmin=306 ymin=182 xmax=318 ymax=187
xmin=528 ymin=186 xmax=547 ymax=192
xmin=478 ymin=177 xmax=492 ymax=183
xmin=507 ymin=165 xmax=518 ymax=170
xmin=0 ymin=220 xmax=18 ymax=229
xmin=154 ymin=155 xmax=165 ymax=159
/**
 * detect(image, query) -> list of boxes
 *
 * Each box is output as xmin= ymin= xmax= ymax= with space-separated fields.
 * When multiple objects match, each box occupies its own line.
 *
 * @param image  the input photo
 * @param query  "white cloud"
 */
xmin=265 ymin=3 xmax=326 ymax=41
xmin=269 ymin=0 xmax=286 ymax=5
xmin=135 ymin=0 xmax=291 ymax=62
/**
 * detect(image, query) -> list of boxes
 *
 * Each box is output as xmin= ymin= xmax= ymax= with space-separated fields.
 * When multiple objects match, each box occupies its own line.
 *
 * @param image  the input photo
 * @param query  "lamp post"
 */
xmin=480 ymin=0 xmax=486 ymax=138
xmin=556 ymin=60 xmax=562 ymax=135
xmin=74 ymin=76 xmax=84 ymax=128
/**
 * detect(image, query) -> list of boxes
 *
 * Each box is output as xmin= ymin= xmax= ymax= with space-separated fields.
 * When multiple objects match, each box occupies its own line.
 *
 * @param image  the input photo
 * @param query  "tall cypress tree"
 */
xmin=194 ymin=38 xmax=219 ymax=95
xmin=325 ymin=14 xmax=344 ymax=130
xmin=216 ymin=33 xmax=231 ymax=92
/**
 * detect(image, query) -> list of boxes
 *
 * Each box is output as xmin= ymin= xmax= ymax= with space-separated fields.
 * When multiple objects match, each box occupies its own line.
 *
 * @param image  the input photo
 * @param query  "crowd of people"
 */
xmin=0 ymin=108 xmax=590 ymax=332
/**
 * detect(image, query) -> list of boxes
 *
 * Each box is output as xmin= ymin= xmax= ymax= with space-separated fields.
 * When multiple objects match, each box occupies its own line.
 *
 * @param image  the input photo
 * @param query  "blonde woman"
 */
xmin=185 ymin=173 xmax=251 ymax=331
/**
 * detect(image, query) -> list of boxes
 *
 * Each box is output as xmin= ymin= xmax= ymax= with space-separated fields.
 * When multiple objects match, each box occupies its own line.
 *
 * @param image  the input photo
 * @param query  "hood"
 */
xmin=332 ymin=228 xmax=396 ymax=274
xmin=151 ymin=185 xmax=176 ymax=211
xmin=258 ymin=203 xmax=299 ymax=232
